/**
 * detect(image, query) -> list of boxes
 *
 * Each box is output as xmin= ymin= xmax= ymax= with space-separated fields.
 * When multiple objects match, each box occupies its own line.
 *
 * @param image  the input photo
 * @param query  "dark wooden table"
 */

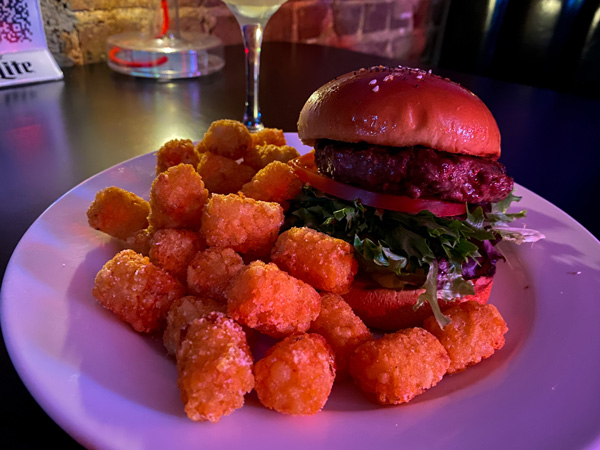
xmin=1 ymin=42 xmax=599 ymax=449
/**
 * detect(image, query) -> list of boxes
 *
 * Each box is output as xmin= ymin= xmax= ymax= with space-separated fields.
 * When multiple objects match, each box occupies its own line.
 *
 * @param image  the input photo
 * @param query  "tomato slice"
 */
xmin=289 ymin=152 xmax=467 ymax=217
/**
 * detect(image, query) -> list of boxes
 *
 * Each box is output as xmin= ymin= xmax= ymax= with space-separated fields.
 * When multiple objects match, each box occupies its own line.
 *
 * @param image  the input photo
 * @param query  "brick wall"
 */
xmin=40 ymin=0 xmax=448 ymax=67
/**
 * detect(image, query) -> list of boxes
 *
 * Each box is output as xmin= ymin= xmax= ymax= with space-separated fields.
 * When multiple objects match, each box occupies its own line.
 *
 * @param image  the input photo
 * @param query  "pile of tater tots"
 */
xmin=87 ymin=119 xmax=508 ymax=423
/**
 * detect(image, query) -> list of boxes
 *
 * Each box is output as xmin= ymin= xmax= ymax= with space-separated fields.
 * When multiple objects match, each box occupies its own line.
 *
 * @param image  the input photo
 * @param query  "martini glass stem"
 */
xmin=241 ymin=23 xmax=264 ymax=132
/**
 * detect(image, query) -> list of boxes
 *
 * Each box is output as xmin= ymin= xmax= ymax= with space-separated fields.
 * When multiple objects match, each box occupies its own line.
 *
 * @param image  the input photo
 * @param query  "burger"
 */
xmin=286 ymin=66 xmax=542 ymax=331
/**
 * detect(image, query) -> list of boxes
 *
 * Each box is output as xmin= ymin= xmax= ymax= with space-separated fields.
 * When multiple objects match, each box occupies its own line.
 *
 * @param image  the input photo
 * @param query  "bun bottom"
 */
xmin=342 ymin=276 xmax=493 ymax=331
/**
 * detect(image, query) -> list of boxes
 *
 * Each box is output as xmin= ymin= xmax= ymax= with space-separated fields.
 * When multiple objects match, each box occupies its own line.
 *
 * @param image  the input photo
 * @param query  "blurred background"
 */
xmin=39 ymin=0 xmax=600 ymax=97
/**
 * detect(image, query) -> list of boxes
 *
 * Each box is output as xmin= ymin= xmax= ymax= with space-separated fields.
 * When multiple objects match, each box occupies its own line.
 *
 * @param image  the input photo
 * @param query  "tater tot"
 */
xmin=196 ymin=152 xmax=256 ymax=194
xmin=241 ymin=161 xmax=303 ymax=208
xmin=123 ymin=227 xmax=155 ymax=256
xmin=201 ymin=119 xmax=252 ymax=160
xmin=176 ymin=312 xmax=254 ymax=423
xmin=163 ymin=295 xmax=227 ymax=356
xmin=423 ymin=301 xmax=508 ymax=374
xmin=92 ymin=249 xmax=186 ymax=333
xmin=186 ymin=247 xmax=245 ymax=301
xmin=270 ymin=227 xmax=358 ymax=294
xmin=243 ymin=143 xmax=300 ymax=171
xmin=148 ymin=229 xmax=206 ymax=282
xmin=250 ymin=128 xmax=286 ymax=148
xmin=87 ymin=186 xmax=150 ymax=241
xmin=148 ymin=163 xmax=208 ymax=230
xmin=349 ymin=328 xmax=450 ymax=405
xmin=195 ymin=139 xmax=207 ymax=154
xmin=254 ymin=333 xmax=336 ymax=415
xmin=155 ymin=139 xmax=201 ymax=174
xmin=200 ymin=193 xmax=284 ymax=258
xmin=310 ymin=293 xmax=373 ymax=379
xmin=226 ymin=260 xmax=321 ymax=338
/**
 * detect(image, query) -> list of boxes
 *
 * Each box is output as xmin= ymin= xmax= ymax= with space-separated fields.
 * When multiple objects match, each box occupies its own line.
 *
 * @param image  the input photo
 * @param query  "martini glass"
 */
xmin=222 ymin=0 xmax=288 ymax=131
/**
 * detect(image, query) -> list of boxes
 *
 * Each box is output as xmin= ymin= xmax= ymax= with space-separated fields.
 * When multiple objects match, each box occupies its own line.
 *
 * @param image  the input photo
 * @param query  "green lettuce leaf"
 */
xmin=415 ymin=260 xmax=451 ymax=328
xmin=285 ymin=187 xmax=539 ymax=328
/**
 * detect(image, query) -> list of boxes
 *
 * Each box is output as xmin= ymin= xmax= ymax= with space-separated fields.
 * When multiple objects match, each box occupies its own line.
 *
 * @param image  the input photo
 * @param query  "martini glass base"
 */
xmin=244 ymin=118 xmax=264 ymax=132
xmin=106 ymin=32 xmax=224 ymax=80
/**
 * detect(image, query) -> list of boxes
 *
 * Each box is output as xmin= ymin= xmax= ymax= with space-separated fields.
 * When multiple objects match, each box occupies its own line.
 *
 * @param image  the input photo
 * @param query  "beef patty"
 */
xmin=314 ymin=140 xmax=514 ymax=204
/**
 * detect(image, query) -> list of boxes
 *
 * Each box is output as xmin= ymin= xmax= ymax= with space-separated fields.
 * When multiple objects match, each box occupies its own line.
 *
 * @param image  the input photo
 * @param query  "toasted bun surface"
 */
xmin=342 ymin=276 xmax=493 ymax=331
xmin=298 ymin=66 xmax=501 ymax=159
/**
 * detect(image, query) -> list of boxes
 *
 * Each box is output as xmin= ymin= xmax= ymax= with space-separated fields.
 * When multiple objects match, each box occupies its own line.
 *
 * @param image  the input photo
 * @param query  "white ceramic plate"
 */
xmin=2 ymin=134 xmax=600 ymax=450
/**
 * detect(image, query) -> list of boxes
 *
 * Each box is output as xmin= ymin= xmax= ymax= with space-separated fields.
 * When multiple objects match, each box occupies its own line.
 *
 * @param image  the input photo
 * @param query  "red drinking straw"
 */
xmin=109 ymin=0 xmax=170 ymax=68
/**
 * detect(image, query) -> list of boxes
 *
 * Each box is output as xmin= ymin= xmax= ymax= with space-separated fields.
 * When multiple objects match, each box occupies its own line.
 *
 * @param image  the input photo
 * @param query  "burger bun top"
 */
xmin=298 ymin=66 xmax=501 ymax=160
